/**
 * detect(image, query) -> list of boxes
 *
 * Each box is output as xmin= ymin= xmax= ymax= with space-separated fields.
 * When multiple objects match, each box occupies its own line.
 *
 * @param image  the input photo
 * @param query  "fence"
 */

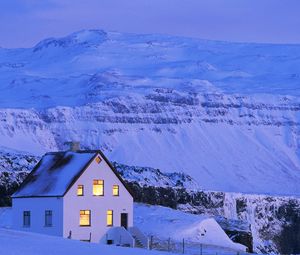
xmin=148 ymin=236 xmax=250 ymax=255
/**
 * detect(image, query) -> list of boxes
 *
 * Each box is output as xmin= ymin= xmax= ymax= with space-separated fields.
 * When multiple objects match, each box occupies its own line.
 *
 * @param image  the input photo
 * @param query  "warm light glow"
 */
xmin=95 ymin=156 xmax=102 ymax=164
xmin=77 ymin=185 xmax=84 ymax=196
xmin=93 ymin=180 xmax=104 ymax=196
xmin=113 ymin=185 xmax=119 ymax=196
xmin=107 ymin=210 xmax=113 ymax=226
xmin=80 ymin=210 xmax=90 ymax=226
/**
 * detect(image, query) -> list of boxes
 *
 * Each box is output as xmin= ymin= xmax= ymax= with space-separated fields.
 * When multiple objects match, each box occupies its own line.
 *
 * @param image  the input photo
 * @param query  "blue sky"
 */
xmin=1 ymin=0 xmax=300 ymax=48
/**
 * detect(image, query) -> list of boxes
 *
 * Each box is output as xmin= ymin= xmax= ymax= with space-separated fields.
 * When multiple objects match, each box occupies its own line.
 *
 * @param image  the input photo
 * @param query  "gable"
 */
xmin=63 ymin=151 xmax=134 ymax=197
xmin=64 ymin=152 xmax=134 ymax=198
xmin=96 ymin=150 xmax=134 ymax=197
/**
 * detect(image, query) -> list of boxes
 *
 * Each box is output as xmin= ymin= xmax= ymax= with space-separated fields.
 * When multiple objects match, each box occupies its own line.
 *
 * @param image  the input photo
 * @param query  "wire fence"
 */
xmin=148 ymin=236 xmax=251 ymax=255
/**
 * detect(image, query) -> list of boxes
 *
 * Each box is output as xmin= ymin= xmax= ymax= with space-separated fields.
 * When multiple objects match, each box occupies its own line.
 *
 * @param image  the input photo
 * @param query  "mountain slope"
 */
xmin=0 ymin=30 xmax=300 ymax=195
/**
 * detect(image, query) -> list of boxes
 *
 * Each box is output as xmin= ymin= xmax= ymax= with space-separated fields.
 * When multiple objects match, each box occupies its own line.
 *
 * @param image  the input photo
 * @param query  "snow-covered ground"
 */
xmin=135 ymin=203 xmax=246 ymax=252
xmin=0 ymin=228 xmax=171 ymax=255
xmin=0 ymin=207 xmax=12 ymax=228
xmin=0 ymin=203 xmax=247 ymax=254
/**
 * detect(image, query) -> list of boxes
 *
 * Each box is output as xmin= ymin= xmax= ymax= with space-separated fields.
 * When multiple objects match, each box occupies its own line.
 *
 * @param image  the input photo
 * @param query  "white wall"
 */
xmin=12 ymin=197 xmax=63 ymax=236
xmin=63 ymin=153 xmax=133 ymax=243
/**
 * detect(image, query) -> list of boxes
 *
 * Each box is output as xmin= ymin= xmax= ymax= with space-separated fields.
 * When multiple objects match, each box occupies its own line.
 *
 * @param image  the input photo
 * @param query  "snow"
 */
xmin=1 ymin=29 xmax=300 ymax=108
xmin=12 ymin=151 xmax=96 ymax=197
xmin=0 ymin=228 xmax=171 ymax=255
xmin=1 ymin=29 xmax=300 ymax=196
xmin=0 ymin=207 xmax=12 ymax=229
xmin=113 ymin=162 xmax=199 ymax=190
xmin=134 ymin=203 xmax=246 ymax=251
xmin=0 ymin=204 xmax=247 ymax=253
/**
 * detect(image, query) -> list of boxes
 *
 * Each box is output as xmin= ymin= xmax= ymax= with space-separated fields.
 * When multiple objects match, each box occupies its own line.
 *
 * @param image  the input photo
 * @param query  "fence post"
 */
xmin=150 ymin=235 xmax=153 ymax=250
xmin=167 ymin=237 xmax=170 ymax=252
xmin=200 ymin=243 xmax=202 ymax=255
xmin=182 ymin=238 xmax=185 ymax=254
xmin=89 ymin=232 xmax=92 ymax=242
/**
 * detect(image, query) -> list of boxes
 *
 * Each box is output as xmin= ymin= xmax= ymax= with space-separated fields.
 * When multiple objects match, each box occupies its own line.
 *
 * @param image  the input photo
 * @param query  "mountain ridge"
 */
xmin=0 ymin=29 xmax=300 ymax=196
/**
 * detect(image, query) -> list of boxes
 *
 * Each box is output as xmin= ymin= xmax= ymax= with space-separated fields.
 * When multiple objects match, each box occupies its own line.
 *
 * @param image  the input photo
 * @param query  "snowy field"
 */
xmin=0 ymin=228 xmax=170 ymax=255
xmin=135 ymin=203 xmax=247 ymax=254
xmin=0 ymin=203 xmax=248 ymax=254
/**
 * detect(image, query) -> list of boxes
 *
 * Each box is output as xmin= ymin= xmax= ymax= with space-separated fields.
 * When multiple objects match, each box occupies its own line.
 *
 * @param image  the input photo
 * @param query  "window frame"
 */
xmin=93 ymin=179 xmax=104 ymax=196
xmin=77 ymin=184 xmax=84 ymax=196
xmin=45 ymin=210 xmax=53 ymax=227
xmin=23 ymin=211 xmax=30 ymax=227
xmin=79 ymin=210 xmax=91 ymax=227
xmin=112 ymin=185 xmax=119 ymax=196
xmin=107 ymin=210 xmax=113 ymax=227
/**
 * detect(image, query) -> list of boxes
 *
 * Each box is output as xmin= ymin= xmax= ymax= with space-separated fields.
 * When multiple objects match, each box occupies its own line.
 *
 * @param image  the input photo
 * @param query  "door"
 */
xmin=120 ymin=213 xmax=128 ymax=229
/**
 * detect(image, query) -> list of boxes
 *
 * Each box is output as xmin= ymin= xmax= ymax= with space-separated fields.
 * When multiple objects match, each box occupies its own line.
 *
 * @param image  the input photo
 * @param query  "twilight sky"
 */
xmin=1 ymin=0 xmax=300 ymax=48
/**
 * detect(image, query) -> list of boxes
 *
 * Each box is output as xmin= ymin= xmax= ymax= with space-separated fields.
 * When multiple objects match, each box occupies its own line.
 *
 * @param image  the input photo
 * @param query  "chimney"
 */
xmin=65 ymin=141 xmax=80 ymax=151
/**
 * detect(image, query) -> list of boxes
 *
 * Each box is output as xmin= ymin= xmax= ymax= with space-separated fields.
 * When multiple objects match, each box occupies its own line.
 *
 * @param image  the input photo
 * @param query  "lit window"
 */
xmin=45 ymin=210 xmax=52 ymax=227
xmin=113 ymin=185 xmax=119 ymax=196
xmin=80 ymin=210 xmax=91 ymax=226
xmin=107 ymin=210 xmax=113 ymax=226
xmin=95 ymin=156 xmax=102 ymax=164
xmin=93 ymin=180 xmax=104 ymax=196
xmin=23 ymin=211 xmax=30 ymax=227
xmin=77 ymin=185 xmax=84 ymax=196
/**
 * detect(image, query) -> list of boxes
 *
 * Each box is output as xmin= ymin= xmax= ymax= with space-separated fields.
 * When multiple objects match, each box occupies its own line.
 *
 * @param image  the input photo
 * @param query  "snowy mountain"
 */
xmin=0 ymin=148 xmax=38 ymax=185
xmin=113 ymin=162 xmax=199 ymax=190
xmin=0 ymin=29 xmax=300 ymax=196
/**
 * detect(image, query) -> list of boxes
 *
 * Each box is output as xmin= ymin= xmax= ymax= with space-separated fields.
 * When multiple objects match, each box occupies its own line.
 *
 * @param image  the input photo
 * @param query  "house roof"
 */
xmin=12 ymin=150 xmax=133 ymax=198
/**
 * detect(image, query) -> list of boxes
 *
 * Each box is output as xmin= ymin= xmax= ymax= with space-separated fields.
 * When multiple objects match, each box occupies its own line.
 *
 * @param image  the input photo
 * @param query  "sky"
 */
xmin=0 ymin=0 xmax=300 ymax=48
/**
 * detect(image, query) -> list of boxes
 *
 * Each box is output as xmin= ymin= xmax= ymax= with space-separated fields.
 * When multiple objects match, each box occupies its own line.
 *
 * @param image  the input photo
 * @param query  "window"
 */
xmin=23 ymin=211 xmax=30 ymax=227
xmin=107 ymin=210 xmax=113 ymax=226
xmin=93 ymin=180 xmax=104 ymax=196
xmin=112 ymin=185 xmax=119 ymax=196
xmin=95 ymin=156 xmax=102 ymax=164
xmin=80 ymin=210 xmax=91 ymax=226
xmin=77 ymin=185 xmax=84 ymax=196
xmin=45 ymin=210 xmax=52 ymax=227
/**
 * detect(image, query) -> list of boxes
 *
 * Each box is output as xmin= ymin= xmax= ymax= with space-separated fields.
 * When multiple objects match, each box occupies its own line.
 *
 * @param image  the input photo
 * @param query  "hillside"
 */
xmin=0 ymin=30 xmax=300 ymax=195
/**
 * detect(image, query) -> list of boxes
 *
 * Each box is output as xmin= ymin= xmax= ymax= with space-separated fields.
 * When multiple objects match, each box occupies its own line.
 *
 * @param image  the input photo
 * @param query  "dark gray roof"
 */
xmin=12 ymin=150 xmax=133 ymax=198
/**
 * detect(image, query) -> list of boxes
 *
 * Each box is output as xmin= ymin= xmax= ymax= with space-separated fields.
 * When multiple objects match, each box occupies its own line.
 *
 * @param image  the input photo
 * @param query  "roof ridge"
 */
xmin=45 ymin=150 xmax=100 ymax=155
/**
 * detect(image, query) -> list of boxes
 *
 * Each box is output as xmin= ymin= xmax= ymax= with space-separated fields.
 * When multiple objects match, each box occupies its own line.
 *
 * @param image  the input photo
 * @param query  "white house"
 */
xmin=12 ymin=149 xmax=147 ymax=247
